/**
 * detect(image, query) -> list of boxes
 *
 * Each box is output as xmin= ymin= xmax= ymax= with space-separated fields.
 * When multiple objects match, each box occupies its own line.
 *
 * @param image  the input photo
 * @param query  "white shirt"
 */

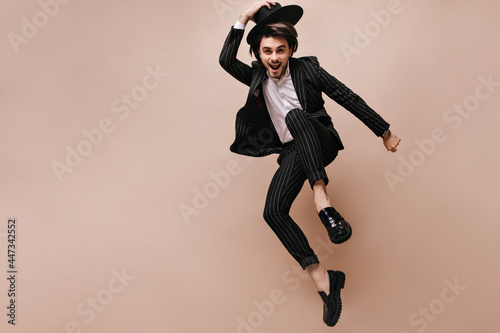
xmin=261 ymin=65 xmax=302 ymax=143
xmin=234 ymin=21 xmax=302 ymax=144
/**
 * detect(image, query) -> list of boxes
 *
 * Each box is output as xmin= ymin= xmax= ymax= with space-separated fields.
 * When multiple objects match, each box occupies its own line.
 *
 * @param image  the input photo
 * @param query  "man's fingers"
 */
xmin=263 ymin=2 xmax=274 ymax=10
xmin=386 ymin=143 xmax=399 ymax=152
xmin=260 ymin=1 xmax=275 ymax=10
xmin=383 ymin=135 xmax=401 ymax=153
xmin=248 ymin=1 xmax=274 ymax=20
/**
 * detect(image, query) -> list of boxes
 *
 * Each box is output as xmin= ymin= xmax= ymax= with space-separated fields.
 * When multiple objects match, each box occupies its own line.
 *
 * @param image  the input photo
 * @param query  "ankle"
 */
xmin=316 ymin=270 xmax=330 ymax=294
xmin=316 ymin=202 xmax=331 ymax=214
xmin=306 ymin=265 xmax=330 ymax=293
xmin=314 ymin=193 xmax=331 ymax=213
xmin=313 ymin=180 xmax=331 ymax=213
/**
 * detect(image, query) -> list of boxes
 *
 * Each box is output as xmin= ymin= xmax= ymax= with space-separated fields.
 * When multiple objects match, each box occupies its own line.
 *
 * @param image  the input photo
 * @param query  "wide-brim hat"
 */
xmin=246 ymin=3 xmax=303 ymax=44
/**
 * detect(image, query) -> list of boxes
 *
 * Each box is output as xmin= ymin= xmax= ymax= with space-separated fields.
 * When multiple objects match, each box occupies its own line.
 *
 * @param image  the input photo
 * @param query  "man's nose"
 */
xmin=271 ymin=52 xmax=278 ymax=61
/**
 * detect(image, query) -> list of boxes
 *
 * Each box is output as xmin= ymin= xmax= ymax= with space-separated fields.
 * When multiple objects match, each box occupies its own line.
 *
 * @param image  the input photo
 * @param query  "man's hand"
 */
xmin=383 ymin=132 xmax=401 ymax=153
xmin=238 ymin=1 xmax=276 ymax=25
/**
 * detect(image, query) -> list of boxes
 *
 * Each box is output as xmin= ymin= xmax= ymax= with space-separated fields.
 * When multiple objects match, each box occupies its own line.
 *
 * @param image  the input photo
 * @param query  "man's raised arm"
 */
xmin=219 ymin=1 xmax=275 ymax=86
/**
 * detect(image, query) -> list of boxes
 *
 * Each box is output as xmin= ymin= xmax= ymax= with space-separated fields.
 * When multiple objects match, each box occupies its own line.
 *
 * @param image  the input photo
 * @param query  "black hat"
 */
xmin=246 ymin=3 xmax=303 ymax=44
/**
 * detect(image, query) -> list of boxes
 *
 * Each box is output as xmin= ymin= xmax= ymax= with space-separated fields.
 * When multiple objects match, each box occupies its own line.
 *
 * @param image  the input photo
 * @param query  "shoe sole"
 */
xmin=324 ymin=270 xmax=345 ymax=327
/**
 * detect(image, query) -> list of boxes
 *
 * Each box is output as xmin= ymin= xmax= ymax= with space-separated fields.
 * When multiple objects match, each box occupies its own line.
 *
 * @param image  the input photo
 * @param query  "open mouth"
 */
xmin=269 ymin=63 xmax=281 ymax=71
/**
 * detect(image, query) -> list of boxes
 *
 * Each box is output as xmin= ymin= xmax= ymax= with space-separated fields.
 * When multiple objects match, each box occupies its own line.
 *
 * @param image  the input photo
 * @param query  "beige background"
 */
xmin=1 ymin=0 xmax=499 ymax=332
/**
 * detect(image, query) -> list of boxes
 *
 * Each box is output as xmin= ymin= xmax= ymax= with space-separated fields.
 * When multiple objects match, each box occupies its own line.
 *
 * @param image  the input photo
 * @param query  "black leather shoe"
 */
xmin=318 ymin=270 xmax=345 ymax=327
xmin=318 ymin=207 xmax=352 ymax=244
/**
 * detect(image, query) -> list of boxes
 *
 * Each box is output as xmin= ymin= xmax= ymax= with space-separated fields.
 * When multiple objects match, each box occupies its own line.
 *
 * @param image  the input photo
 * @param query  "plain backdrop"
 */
xmin=1 ymin=0 xmax=499 ymax=332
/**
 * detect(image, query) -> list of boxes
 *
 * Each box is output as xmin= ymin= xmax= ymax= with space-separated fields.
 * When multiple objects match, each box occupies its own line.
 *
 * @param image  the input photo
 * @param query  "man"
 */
xmin=219 ymin=1 xmax=401 ymax=327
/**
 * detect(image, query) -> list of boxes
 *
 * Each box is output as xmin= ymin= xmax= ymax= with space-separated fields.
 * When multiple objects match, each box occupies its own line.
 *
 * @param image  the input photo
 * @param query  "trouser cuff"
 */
xmin=308 ymin=171 xmax=329 ymax=189
xmin=299 ymin=255 xmax=320 ymax=270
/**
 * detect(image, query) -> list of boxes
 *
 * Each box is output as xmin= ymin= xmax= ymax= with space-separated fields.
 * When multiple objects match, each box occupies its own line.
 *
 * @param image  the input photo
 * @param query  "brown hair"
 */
xmin=249 ymin=22 xmax=298 ymax=62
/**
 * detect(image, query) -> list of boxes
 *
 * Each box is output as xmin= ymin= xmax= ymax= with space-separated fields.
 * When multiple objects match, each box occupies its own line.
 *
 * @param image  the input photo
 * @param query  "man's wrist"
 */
xmin=381 ymin=129 xmax=391 ymax=139
xmin=234 ymin=20 xmax=246 ymax=30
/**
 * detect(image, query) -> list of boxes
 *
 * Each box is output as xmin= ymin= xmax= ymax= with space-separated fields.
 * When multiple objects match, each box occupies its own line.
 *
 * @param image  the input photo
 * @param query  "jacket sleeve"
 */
xmin=317 ymin=61 xmax=390 ymax=137
xmin=219 ymin=27 xmax=253 ymax=87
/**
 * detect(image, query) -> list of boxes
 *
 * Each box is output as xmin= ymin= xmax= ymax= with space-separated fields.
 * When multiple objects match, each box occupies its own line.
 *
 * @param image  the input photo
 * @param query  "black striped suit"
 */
xmin=219 ymin=27 xmax=390 ymax=269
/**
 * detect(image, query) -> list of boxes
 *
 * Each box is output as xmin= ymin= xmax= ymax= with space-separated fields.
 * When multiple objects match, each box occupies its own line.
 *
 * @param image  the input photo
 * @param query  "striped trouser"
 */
xmin=263 ymin=108 xmax=341 ymax=269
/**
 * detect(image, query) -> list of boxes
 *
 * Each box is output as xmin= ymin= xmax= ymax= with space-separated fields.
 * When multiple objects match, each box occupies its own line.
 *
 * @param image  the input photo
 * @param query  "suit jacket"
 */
xmin=219 ymin=27 xmax=390 ymax=157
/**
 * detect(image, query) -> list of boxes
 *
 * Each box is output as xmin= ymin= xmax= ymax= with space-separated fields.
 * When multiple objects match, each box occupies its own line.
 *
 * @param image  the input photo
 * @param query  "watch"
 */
xmin=382 ymin=129 xmax=391 ymax=139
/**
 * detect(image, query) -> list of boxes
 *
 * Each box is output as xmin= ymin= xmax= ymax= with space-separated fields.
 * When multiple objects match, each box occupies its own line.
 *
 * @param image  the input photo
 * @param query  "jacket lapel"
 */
xmin=290 ymin=58 xmax=307 ymax=110
xmin=248 ymin=64 xmax=268 ymax=101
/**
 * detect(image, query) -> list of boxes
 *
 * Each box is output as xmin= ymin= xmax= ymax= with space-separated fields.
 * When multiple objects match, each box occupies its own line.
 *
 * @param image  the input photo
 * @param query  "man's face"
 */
xmin=258 ymin=36 xmax=293 ymax=79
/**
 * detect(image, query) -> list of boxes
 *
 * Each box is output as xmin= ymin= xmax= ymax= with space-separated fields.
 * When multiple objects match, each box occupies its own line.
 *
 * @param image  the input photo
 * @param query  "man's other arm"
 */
xmin=318 ymin=65 xmax=389 ymax=137
xmin=318 ymin=65 xmax=401 ymax=151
